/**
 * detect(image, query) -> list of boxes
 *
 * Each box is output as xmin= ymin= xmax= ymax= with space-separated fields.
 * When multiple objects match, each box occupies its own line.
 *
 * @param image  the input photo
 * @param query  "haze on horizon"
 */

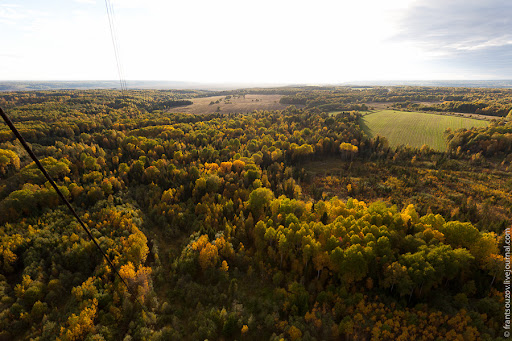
xmin=1 ymin=0 xmax=511 ymax=84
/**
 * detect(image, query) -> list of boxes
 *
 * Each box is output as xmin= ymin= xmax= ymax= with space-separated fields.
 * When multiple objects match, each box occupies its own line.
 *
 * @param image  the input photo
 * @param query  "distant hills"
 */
xmin=1 ymin=80 xmax=512 ymax=92
xmin=342 ymin=80 xmax=512 ymax=88
xmin=0 ymin=81 xmax=285 ymax=92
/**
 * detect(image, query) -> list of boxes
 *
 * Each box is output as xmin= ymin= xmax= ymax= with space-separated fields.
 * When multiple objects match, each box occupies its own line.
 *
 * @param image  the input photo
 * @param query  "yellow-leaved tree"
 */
xmin=58 ymin=299 xmax=97 ymax=341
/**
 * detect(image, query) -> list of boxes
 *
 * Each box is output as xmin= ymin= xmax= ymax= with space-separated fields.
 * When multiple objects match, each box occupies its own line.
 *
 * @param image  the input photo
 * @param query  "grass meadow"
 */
xmin=171 ymin=94 xmax=291 ymax=114
xmin=359 ymin=110 xmax=489 ymax=151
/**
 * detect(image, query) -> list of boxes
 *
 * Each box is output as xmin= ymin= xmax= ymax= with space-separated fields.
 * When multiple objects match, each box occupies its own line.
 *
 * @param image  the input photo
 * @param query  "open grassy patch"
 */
xmin=171 ymin=94 xmax=293 ymax=114
xmin=360 ymin=110 xmax=489 ymax=151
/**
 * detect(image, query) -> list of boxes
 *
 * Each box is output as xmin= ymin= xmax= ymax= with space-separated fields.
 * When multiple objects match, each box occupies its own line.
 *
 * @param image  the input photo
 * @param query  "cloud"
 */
xmin=2 ymin=0 xmax=507 ymax=81
xmin=432 ymin=45 xmax=512 ymax=79
xmin=0 ymin=3 xmax=49 ymax=28
xmin=74 ymin=0 xmax=96 ymax=4
xmin=397 ymin=0 xmax=512 ymax=49
xmin=0 ymin=53 xmax=20 ymax=59
xmin=0 ymin=3 xmax=24 ymax=23
xmin=394 ymin=0 xmax=512 ymax=77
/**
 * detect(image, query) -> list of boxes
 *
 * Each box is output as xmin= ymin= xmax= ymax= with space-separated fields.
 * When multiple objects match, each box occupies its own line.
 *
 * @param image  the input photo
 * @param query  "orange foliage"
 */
xmin=58 ymin=298 xmax=97 ymax=341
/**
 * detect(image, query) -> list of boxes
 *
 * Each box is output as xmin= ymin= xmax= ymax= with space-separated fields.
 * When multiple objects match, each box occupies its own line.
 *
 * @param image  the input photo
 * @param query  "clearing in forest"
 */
xmin=359 ymin=110 xmax=489 ymax=151
xmin=171 ymin=94 xmax=292 ymax=114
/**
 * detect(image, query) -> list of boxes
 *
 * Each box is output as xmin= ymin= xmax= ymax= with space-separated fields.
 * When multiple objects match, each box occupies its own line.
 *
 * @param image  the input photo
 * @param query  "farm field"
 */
xmin=171 ymin=94 xmax=292 ymax=114
xmin=359 ymin=110 xmax=489 ymax=151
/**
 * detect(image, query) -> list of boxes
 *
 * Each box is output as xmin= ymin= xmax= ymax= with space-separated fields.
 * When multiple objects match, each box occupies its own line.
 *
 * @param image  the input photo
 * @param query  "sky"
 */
xmin=1 ymin=0 xmax=512 ymax=84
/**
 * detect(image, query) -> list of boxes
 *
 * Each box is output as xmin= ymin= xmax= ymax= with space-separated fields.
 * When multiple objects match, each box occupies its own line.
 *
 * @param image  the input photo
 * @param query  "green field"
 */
xmin=359 ymin=110 xmax=489 ymax=151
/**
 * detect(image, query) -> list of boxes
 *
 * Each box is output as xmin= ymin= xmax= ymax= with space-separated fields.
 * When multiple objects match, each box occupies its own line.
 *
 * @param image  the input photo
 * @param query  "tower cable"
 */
xmin=104 ymin=0 xmax=127 ymax=94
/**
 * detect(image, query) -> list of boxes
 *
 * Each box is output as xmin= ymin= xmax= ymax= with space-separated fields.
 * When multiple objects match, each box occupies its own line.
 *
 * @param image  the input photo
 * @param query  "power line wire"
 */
xmin=0 ymin=106 xmax=147 ymax=312
xmin=104 ymin=0 xmax=126 ymax=94
xmin=109 ymin=0 xmax=127 ymax=92
xmin=110 ymin=0 xmax=124 ymax=92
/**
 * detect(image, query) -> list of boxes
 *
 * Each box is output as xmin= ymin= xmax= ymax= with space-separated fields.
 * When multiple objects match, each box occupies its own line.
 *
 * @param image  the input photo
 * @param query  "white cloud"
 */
xmin=74 ymin=0 xmax=96 ymax=4
xmin=447 ymin=36 xmax=512 ymax=51
xmin=0 ymin=3 xmax=49 ymax=26
xmin=3 ymin=0 xmax=510 ymax=81
xmin=388 ymin=0 xmax=512 ymax=78
xmin=396 ymin=0 xmax=512 ymax=51
xmin=0 ymin=3 xmax=24 ymax=23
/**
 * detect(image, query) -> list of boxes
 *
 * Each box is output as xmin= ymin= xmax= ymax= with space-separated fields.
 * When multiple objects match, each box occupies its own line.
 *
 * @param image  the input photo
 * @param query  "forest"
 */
xmin=0 ymin=87 xmax=509 ymax=340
